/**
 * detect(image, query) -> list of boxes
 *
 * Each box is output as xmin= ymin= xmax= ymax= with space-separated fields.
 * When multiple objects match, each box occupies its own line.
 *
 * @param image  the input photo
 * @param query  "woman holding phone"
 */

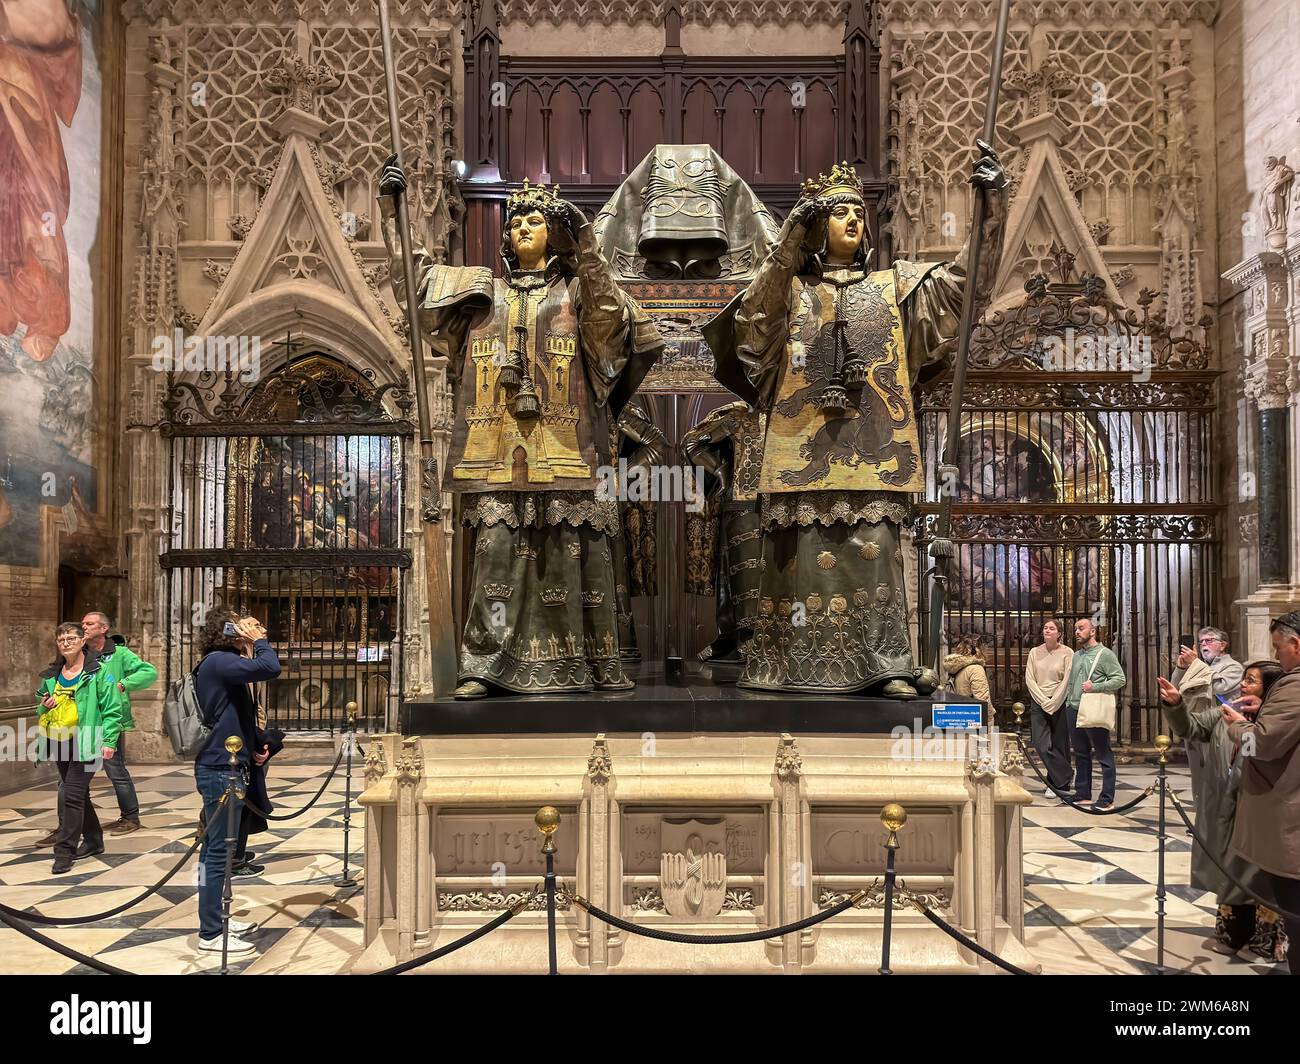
xmin=192 ymin=607 xmax=281 ymax=955
xmin=1158 ymin=659 xmax=1284 ymax=960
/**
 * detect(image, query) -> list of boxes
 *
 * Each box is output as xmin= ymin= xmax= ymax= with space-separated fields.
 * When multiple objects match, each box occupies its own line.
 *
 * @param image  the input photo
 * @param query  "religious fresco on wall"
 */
xmin=247 ymin=435 xmax=401 ymax=554
xmin=0 ymin=1 xmax=100 ymax=568
xmin=946 ymin=413 xmax=1109 ymax=650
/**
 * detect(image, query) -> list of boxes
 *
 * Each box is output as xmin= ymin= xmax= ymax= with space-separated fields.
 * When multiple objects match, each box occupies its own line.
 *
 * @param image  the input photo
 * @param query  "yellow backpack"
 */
xmin=39 ymin=682 xmax=81 ymax=740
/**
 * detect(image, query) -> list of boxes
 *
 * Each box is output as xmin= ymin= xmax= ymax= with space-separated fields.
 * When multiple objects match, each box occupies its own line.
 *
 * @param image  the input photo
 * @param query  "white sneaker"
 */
xmin=228 ymin=918 xmax=260 ymax=935
xmin=198 ymin=933 xmax=256 ymax=955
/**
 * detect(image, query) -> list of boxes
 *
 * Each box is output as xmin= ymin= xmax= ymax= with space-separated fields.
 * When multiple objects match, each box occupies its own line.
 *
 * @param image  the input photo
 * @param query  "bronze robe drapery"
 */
xmin=682 ymin=401 xmax=765 ymax=662
xmin=611 ymin=405 xmax=666 ymax=661
xmin=381 ymin=203 xmax=662 ymax=692
xmin=703 ymin=204 xmax=1001 ymax=694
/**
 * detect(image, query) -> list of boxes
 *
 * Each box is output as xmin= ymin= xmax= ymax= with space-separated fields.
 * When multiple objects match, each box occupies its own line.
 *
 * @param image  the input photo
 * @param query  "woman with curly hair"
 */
xmin=944 ymin=631 xmax=993 ymax=705
xmin=192 ymin=607 xmax=281 ymax=955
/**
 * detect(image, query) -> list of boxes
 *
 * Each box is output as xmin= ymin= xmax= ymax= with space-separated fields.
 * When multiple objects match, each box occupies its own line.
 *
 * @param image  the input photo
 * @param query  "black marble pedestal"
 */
xmin=400 ymin=665 xmax=981 ymax=735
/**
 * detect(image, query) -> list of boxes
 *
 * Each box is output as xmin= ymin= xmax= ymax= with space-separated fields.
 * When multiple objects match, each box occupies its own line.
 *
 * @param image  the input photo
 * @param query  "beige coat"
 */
xmin=1227 ymin=666 xmax=1300 ymax=878
xmin=944 ymin=653 xmax=992 ymax=703
xmin=1024 ymin=643 xmax=1073 ymax=715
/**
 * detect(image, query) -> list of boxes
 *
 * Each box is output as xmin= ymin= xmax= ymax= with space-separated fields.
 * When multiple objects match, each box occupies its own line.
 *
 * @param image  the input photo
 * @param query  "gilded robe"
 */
xmin=703 ymin=207 xmax=1002 ymax=694
xmin=382 ymin=207 xmax=661 ymax=692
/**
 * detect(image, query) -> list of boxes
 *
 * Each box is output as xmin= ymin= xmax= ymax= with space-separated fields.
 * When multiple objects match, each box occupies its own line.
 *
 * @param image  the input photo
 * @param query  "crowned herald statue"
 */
xmin=702 ymin=144 xmax=1006 ymax=697
xmin=379 ymin=160 xmax=663 ymax=699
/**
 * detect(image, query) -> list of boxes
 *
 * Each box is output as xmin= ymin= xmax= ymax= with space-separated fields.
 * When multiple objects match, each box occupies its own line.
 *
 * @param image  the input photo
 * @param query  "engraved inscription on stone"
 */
xmin=812 ymin=809 xmax=956 ymax=876
xmin=622 ymin=809 xmax=765 ymax=874
xmin=435 ymin=812 xmax=577 ymax=876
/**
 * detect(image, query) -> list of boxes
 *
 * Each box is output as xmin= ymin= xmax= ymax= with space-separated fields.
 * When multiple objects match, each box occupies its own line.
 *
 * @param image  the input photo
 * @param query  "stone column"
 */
xmin=999 ymin=739 xmax=1027 ymax=940
xmin=394 ymin=737 xmax=424 ymax=962
xmin=1258 ymin=402 xmax=1291 ymax=584
xmin=1225 ymin=247 xmax=1300 ymax=658
xmin=968 ymin=735 xmax=998 ymax=974
xmin=583 ymin=735 xmax=613 ymax=971
xmin=361 ymin=737 xmax=391 ymax=947
xmin=773 ymin=734 xmax=804 ymax=972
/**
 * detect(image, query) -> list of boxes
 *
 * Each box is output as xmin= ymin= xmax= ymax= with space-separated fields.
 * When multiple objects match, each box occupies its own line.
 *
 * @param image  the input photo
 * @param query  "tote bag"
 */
xmin=1076 ymin=648 xmax=1116 ymax=732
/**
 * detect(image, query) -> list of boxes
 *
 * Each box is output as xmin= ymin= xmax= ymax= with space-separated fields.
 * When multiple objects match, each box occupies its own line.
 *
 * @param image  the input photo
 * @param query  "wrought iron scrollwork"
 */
xmin=160 ymin=356 xmax=415 ymax=436
xmin=968 ymin=265 xmax=1213 ymax=372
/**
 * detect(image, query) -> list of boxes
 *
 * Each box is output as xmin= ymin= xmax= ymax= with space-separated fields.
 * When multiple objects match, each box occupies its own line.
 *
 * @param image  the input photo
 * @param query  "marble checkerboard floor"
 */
xmin=0 ymin=756 xmax=1288 ymax=974
xmin=0 ymin=760 xmax=365 ymax=975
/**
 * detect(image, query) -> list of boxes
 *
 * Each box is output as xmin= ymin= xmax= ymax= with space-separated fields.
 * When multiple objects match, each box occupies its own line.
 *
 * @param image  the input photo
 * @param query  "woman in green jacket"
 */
xmin=36 ymin=621 xmax=127 ymax=874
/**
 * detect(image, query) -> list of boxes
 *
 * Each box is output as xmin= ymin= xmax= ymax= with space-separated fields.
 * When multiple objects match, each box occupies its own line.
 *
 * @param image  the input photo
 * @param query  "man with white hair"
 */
xmin=1173 ymin=625 xmax=1243 ymax=703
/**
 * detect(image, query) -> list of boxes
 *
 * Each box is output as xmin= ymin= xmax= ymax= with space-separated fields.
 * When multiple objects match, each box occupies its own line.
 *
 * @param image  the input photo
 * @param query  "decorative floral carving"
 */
xmin=818 ymin=880 xmax=950 ymax=911
xmin=439 ymin=888 xmax=571 ymax=911
xmin=364 ymin=740 xmax=388 ymax=783
xmin=775 ymin=734 xmax=802 ymax=782
xmin=264 ymin=52 xmax=341 ymax=112
xmin=627 ymin=887 xmax=755 ymax=912
xmin=588 ymin=736 xmax=613 ymax=784
xmin=396 ymin=737 xmax=423 ymax=786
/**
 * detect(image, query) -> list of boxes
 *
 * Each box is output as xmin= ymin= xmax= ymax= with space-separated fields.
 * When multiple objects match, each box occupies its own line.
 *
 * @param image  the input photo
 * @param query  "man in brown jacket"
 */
xmin=1223 ymin=611 xmax=1300 ymax=973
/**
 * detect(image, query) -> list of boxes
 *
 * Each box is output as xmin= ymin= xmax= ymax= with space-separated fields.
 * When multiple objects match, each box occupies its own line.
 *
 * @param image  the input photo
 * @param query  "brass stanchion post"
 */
xmin=879 ymin=802 xmax=907 ymax=975
xmin=1155 ymin=733 xmax=1170 ymax=974
xmin=338 ymin=702 xmax=359 ymax=889
xmin=536 ymin=806 xmax=560 ymax=975
xmin=220 ymin=736 xmax=245 ymax=975
xmin=1011 ymin=701 xmax=1026 ymax=741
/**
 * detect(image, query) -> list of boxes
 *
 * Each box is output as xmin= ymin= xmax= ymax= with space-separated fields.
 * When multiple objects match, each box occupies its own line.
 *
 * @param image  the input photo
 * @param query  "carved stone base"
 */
xmin=1237 ymin=586 xmax=1300 ymax=662
xmin=356 ymin=728 xmax=1040 ymax=974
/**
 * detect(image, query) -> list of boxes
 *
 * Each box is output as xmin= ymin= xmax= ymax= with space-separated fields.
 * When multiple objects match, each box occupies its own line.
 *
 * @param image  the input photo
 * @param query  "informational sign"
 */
xmin=931 ymin=703 xmax=983 ymax=730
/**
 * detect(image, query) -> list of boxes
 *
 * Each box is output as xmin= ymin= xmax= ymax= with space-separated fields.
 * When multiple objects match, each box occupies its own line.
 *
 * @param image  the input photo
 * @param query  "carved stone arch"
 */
xmin=198 ymin=282 xmax=410 ymax=398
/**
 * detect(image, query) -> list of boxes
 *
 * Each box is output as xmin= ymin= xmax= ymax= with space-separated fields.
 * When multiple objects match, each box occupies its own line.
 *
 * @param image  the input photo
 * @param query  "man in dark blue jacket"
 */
xmin=193 ymin=608 xmax=281 ymax=955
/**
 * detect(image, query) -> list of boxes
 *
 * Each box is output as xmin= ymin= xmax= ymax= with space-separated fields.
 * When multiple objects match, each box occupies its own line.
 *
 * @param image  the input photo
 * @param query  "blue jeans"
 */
xmin=57 ymin=732 xmax=139 ymax=822
xmin=1066 ymin=703 xmax=1115 ymax=804
xmin=195 ymin=762 xmax=245 ymax=939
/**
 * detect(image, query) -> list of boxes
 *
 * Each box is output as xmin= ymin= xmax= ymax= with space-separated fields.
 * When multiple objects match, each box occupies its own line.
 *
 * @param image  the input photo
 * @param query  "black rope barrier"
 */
xmin=0 ymin=831 xmax=202 ymax=926
xmin=911 ymin=901 xmax=1035 ymax=975
xmin=0 ymin=907 xmax=135 ymax=976
xmin=572 ymin=890 xmax=864 ymax=945
xmin=366 ymin=893 xmax=536 ymax=975
xmin=240 ymin=743 xmax=346 ymax=821
xmin=1166 ymin=789 xmax=1300 ymax=923
xmin=1014 ymin=734 xmax=1154 ymax=815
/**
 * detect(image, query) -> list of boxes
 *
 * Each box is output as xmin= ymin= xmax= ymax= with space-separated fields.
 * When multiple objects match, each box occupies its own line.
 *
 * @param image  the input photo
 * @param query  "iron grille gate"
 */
xmin=159 ymin=359 xmax=413 ymax=734
xmin=913 ymin=273 xmax=1222 ymax=745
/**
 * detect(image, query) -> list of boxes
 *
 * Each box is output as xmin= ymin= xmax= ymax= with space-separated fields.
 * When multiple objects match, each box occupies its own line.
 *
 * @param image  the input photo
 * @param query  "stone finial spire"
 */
xmin=264 ymin=17 xmax=340 ymax=138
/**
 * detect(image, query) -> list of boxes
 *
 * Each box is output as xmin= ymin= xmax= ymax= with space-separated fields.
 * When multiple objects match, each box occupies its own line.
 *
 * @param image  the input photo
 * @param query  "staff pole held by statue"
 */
xmin=376 ymin=0 xmax=458 ymax=700
xmin=925 ymin=0 xmax=1013 ymax=673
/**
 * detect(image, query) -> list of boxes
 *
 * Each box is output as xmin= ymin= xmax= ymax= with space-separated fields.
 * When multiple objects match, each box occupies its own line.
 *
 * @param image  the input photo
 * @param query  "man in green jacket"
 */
xmin=1064 ymin=618 xmax=1126 ymax=811
xmin=39 ymin=611 xmax=157 ymax=843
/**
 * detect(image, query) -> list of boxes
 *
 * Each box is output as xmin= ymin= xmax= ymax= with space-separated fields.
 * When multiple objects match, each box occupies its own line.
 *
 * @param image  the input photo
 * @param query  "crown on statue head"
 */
xmin=801 ymin=161 xmax=864 ymax=201
xmin=507 ymin=178 xmax=563 ymax=216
